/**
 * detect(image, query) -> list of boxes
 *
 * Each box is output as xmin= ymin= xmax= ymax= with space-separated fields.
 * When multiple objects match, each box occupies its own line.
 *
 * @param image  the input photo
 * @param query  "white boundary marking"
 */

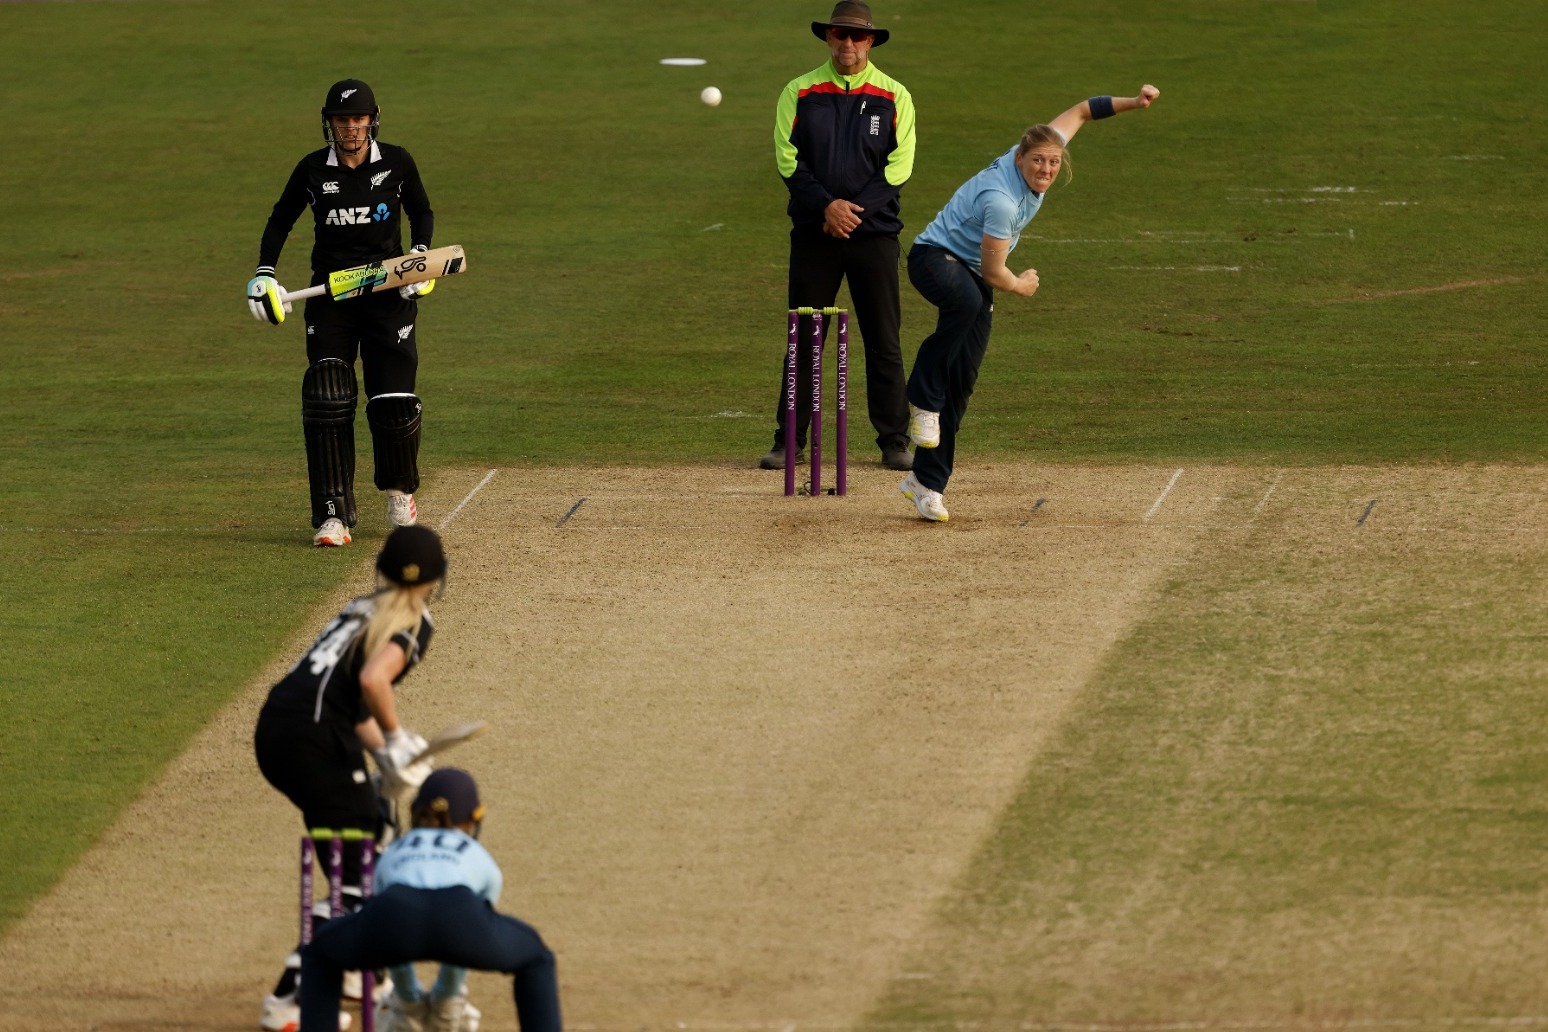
xmin=1143 ymin=469 xmax=1185 ymax=523
xmin=438 ymin=468 xmax=497 ymax=530
xmin=1025 ymin=237 xmax=1236 ymax=245
xmin=1112 ymin=265 xmax=1241 ymax=272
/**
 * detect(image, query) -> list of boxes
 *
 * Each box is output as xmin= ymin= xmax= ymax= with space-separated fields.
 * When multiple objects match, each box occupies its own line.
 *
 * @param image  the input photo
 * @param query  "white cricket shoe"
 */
xmin=386 ymin=490 xmax=418 ymax=527
xmin=377 ymin=993 xmax=431 ymax=1032
xmin=260 ymin=992 xmax=352 ymax=1032
xmin=908 ymin=404 xmax=941 ymax=448
xmin=427 ymin=993 xmax=481 ymax=1032
xmin=898 ymin=473 xmax=950 ymax=523
xmin=313 ymin=518 xmax=352 ymax=547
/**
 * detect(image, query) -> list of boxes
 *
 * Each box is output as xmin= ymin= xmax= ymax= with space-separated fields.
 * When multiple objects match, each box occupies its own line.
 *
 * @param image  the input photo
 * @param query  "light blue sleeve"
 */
xmin=467 ymin=840 xmax=503 ymax=905
xmin=483 ymin=857 xmax=503 ymax=906
xmin=978 ymin=189 xmax=1020 ymax=240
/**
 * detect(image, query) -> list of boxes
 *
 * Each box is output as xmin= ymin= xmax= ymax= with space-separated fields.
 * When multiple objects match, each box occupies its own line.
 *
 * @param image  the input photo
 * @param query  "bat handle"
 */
xmin=280 ymin=284 xmax=327 ymax=304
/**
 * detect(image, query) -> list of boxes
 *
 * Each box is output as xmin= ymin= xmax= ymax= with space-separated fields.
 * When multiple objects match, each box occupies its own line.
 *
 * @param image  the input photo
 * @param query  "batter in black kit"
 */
xmin=253 ymin=525 xmax=446 ymax=1030
xmin=247 ymin=78 xmax=437 ymax=548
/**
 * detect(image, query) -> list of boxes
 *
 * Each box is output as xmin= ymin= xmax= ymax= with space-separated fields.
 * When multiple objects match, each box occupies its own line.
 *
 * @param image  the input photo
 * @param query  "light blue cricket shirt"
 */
xmin=914 ymin=143 xmax=1048 ymax=276
xmin=376 ymin=827 xmax=504 ymax=906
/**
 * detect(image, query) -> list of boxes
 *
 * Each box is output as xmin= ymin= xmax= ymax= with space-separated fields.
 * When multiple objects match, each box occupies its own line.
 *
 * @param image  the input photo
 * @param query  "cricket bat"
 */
xmin=281 ymin=245 xmax=468 ymax=304
xmin=408 ymin=720 xmax=489 ymax=766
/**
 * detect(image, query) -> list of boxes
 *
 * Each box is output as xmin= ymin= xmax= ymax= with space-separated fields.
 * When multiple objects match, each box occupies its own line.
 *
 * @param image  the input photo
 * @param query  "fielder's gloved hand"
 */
xmin=399 ymin=244 xmax=436 ymax=299
xmin=247 ymin=275 xmax=292 ymax=324
xmin=375 ymin=727 xmax=434 ymax=796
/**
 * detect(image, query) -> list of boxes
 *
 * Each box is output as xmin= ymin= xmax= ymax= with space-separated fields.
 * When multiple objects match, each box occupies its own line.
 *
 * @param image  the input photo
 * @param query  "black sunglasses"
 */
xmin=828 ymin=27 xmax=873 ymax=41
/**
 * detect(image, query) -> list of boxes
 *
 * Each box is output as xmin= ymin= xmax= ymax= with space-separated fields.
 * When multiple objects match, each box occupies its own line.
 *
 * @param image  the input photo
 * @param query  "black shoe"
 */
xmin=881 ymin=447 xmax=914 ymax=471
xmin=759 ymin=446 xmax=805 ymax=470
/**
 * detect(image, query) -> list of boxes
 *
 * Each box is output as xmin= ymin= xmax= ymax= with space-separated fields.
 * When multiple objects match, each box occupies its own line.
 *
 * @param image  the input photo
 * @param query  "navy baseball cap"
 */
xmin=413 ymin=768 xmax=485 ymax=824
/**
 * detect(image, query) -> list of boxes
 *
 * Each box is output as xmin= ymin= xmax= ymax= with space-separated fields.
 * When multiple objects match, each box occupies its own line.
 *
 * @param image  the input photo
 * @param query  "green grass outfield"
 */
xmin=3 ymin=0 xmax=1547 ymax=1016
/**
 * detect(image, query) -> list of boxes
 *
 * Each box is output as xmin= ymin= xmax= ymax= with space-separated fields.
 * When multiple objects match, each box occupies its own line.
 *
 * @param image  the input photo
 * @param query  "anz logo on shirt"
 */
xmin=325 ymin=203 xmax=392 ymax=226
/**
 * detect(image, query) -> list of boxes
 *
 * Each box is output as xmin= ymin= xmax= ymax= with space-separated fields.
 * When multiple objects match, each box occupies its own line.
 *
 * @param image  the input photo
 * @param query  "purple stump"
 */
xmin=328 ymin=834 xmax=344 ymax=919
xmin=784 ymin=311 xmax=798 ymax=497
xmin=836 ymin=311 xmax=848 ymax=497
xmin=810 ymin=310 xmax=824 ymax=498
xmin=300 ymin=835 xmax=316 ymax=945
xmin=358 ymin=833 xmax=376 ymax=1032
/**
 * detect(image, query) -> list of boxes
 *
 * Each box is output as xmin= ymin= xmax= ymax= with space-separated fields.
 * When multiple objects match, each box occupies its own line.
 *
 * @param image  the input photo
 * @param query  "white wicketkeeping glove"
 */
xmin=247 ymin=275 xmax=292 ymax=324
xmin=399 ymin=244 xmax=436 ymax=299
xmin=374 ymin=727 xmax=433 ymax=796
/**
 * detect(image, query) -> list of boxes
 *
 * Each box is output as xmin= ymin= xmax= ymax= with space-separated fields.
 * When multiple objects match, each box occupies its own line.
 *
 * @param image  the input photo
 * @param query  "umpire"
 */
xmin=300 ymin=769 xmax=563 ymax=1032
xmin=248 ymin=79 xmax=436 ymax=548
xmin=760 ymin=1 xmax=916 ymax=473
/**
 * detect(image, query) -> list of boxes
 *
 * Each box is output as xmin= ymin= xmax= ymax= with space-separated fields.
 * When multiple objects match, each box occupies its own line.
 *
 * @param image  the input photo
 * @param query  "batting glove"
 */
xmin=399 ymin=245 xmax=435 ymax=299
xmin=246 ymin=275 xmax=292 ymax=325
xmin=375 ymin=727 xmax=434 ymax=796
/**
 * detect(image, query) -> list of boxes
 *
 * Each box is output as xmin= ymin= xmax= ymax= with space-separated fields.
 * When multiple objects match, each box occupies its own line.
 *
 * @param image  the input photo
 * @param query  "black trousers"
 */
xmin=302 ymin=289 xmax=421 ymax=518
xmin=773 ymin=227 xmax=910 ymax=454
xmin=304 ymin=290 xmax=419 ymax=399
xmin=254 ymin=705 xmax=380 ymax=886
xmin=904 ymin=244 xmax=995 ymax=494
xmin=301 ymin=885 xmax=562 ymax=1032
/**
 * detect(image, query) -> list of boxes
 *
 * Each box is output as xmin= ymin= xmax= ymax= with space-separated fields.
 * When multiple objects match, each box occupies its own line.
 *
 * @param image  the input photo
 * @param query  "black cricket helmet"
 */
xmin=320 ymin=78 xmax=380 ymax=148
xmin=376 ymin=525 xmax=447 ymax=587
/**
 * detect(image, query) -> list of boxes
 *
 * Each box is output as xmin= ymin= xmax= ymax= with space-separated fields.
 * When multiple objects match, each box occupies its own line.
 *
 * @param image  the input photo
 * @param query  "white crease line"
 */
xmin=590 ymin=1020 xmax=1548 ymax=1032
xmin=438 ymin=468 xmax=497 ymax=530
xmin=1143 ymin=468 xmax=1185 ymax=523
xmin=1251 ymin=470 xmax=1285 ymax=518
xmin=473 ymin=522 xmax=1548 ymax=535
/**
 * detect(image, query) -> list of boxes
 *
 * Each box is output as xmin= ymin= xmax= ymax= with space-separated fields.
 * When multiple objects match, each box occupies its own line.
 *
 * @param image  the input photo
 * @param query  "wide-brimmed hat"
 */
xmin=811 ymin=1 xmax=889 ymax=46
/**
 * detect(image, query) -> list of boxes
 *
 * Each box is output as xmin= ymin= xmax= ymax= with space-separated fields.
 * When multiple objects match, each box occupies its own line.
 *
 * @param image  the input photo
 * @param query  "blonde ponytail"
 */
xmin=360 ymin=583 xmax=434 ymax=660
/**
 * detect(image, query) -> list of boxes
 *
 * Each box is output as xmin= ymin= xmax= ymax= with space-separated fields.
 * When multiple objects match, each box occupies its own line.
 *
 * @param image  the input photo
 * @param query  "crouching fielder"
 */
xmin=301 ymin=769 xmax=563 ymax=1032
xmin=898 ymin=85 xmax=1160 ymax=522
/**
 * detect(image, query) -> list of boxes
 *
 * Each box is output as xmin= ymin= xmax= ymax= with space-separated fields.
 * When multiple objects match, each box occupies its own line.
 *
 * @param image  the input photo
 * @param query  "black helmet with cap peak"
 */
xmin=376 ymin=525 xmax=447 ymax=587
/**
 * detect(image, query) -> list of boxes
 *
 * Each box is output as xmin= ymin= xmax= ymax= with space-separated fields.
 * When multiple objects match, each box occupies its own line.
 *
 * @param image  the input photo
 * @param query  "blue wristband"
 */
xmin=1089 ymin=95 xmax=1116 ymax=119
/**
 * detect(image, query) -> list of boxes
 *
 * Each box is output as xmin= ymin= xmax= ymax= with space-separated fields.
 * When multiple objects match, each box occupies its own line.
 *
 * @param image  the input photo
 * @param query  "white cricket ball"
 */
xmin=700 ymin=86 xmax=722 ymax=107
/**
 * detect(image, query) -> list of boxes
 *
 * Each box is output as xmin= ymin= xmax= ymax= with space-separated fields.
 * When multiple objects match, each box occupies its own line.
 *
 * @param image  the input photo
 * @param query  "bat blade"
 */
xmin=408 ymin=719 xmax=489 ymax=766
xmin=277 ymin=245 xmax=470 ymax=307
xmin=326 ymin=245 xmax=469 ymax=301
